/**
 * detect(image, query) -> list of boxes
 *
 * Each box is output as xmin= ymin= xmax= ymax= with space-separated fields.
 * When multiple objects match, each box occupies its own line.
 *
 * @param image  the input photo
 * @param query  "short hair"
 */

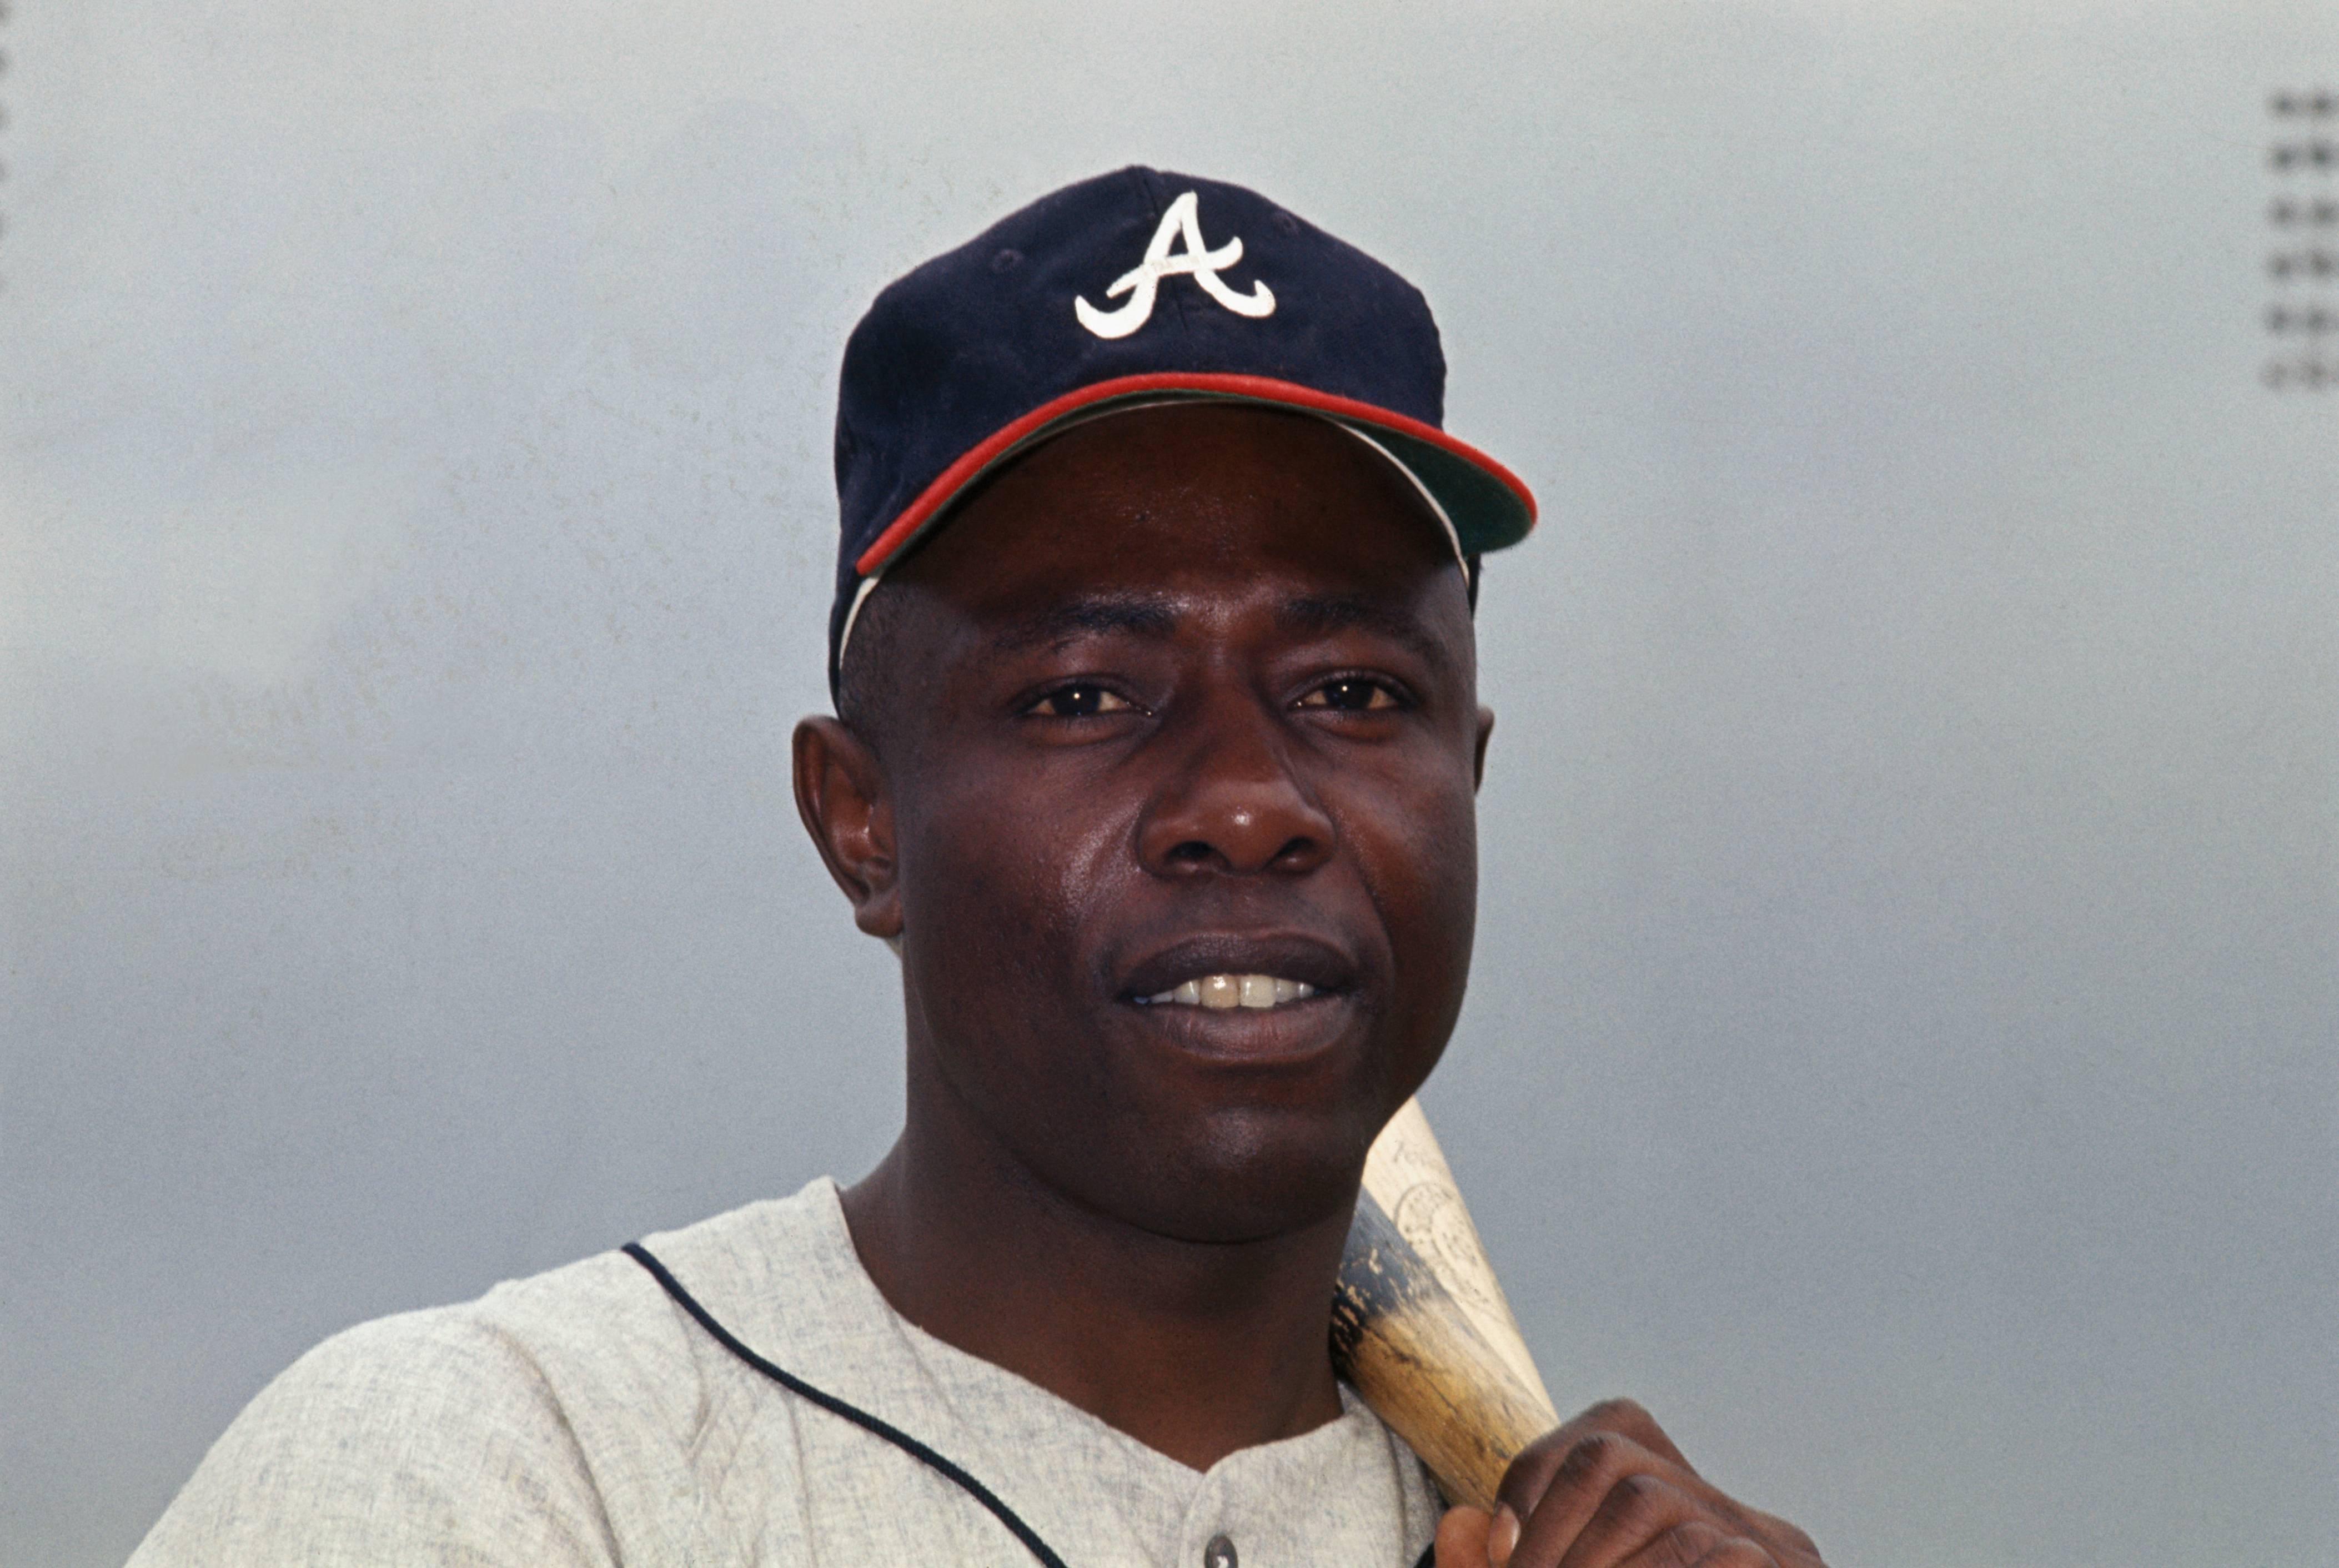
xmin=832 ymin=577 xmax=913 ymax=753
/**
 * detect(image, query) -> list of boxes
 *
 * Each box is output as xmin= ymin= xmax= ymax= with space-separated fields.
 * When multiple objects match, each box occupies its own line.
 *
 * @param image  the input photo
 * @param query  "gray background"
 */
xmin=4 ymin=2 xmax=2335 ymax=1564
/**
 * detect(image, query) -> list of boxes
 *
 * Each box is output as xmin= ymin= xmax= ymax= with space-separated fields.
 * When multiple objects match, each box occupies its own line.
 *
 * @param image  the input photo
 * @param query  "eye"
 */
xmin=1028 ymin=684 xmax=1136 ymax=718
xmin=1298 ymin=677 xmax=1402 ymax=712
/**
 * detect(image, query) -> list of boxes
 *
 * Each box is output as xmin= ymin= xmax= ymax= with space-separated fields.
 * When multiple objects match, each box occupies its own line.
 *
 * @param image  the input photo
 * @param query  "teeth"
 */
xmin=1145 ymin=973 xmax=1319 ymax=1009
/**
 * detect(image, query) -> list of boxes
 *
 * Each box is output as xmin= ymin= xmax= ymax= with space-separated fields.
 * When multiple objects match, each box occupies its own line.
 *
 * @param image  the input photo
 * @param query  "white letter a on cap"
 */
xmin=1075 ymin=191 xmax=1276 ymax=340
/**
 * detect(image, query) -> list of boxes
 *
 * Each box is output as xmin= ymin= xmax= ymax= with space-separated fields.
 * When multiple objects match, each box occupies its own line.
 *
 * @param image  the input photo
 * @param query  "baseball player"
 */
xmin=131 ymin=167 xmax=1823 ymax=1568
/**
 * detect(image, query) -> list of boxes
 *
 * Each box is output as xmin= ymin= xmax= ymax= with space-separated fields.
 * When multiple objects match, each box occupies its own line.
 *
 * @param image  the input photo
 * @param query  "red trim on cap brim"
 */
xmin=852 ymin=371 xmax=1537 ymax=577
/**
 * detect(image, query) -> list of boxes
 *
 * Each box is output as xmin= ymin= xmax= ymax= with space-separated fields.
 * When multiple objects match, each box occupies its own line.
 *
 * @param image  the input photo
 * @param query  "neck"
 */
xmin=839 ymin=1081 xmax=1354 ymax=1471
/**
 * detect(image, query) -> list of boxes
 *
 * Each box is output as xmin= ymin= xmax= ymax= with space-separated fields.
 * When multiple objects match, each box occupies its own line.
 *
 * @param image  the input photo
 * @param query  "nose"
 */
xmin=1135 ymin=691 xmax=1336 ymax=878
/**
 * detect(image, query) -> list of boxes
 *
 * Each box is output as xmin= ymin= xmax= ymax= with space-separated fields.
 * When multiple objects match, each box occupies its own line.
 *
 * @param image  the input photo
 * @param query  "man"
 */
xmin=132 ymin=167 xmax=1823 ymax=1568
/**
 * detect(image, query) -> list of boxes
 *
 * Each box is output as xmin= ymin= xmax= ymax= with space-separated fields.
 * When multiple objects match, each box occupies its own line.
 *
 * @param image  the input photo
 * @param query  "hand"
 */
xmin=1433 ymin=1399 xmax=1824 ymax=1568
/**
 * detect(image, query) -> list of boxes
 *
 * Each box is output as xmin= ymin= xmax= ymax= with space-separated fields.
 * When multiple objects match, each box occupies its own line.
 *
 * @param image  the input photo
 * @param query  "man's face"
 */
xmin=844 ymin=403 xmax=1488 ymax=1244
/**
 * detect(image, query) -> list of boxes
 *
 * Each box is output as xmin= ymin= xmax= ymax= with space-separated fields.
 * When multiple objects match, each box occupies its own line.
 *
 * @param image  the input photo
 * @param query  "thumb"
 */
xmin=1435 ymin=1506 xmax=1493 ymax=1567
xmin=1436 ymin=1504 xmax=1523 ymax=1567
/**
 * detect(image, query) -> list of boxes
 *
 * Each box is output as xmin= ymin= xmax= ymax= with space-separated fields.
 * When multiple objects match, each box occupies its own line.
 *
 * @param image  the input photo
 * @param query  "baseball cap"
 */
xmin=828 ymin=165 xmax=1538 ymax=695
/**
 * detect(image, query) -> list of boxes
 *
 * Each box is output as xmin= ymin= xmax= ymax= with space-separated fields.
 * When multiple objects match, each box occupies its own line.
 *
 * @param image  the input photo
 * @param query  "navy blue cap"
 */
xmin=829 ymin=165 xmax=1537 ymax=693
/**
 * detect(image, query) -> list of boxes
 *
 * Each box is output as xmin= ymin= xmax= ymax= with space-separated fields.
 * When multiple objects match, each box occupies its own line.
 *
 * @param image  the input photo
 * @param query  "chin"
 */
xmin=1071 ymin=1095 xmax=1389 ymax=1246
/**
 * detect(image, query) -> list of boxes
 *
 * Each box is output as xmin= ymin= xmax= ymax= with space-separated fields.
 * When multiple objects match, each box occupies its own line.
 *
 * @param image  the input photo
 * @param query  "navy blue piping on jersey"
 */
xmin=623 ymin=1240 xmax=1438 ymax=1568
xmin=623 ymin=1240 xmax=1073 ymax=1568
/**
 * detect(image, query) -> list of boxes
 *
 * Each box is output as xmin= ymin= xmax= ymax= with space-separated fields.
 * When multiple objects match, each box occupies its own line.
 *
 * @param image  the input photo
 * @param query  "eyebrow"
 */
xmin=984 ymin=590 xmax=1453 ymax=667
xmin=987 ymin=595 xmax=1181 ymax=655
xmin=1274 ymin=593 xmax=1451 ymax=669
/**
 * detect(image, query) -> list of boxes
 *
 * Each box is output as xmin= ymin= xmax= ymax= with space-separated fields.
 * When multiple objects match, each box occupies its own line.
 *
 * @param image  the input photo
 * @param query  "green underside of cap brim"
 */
xmin=1347 ymin=423 xmax=1535 ymax=557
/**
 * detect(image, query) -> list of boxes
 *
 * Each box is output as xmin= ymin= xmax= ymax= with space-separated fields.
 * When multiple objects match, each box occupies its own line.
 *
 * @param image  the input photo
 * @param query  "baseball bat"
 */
xmin=1332 ymin=1097 xmax=1559 ymax=1512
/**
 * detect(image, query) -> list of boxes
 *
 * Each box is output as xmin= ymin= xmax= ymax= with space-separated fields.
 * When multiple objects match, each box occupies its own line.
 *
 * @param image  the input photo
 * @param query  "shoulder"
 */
xmin=128 ymin=1288 xmax=631 ymax=1566
xmin=130 ymin=1181 xmax=849 ymax=1567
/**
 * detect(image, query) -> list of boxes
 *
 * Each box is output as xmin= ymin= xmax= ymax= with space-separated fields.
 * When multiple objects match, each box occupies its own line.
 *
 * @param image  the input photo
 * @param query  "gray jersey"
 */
xmin=131 ymin=1178 xmax=1441 ymax=1567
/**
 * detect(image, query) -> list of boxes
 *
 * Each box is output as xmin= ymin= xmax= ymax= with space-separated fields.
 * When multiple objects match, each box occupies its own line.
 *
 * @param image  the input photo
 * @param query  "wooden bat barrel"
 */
xmin=1332 ymin=1103 xmax=1559 ymax=1512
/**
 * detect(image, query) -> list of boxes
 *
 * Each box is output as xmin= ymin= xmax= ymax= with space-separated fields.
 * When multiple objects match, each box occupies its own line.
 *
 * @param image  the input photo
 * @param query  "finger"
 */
xmin=1741 ymin=1509 xmax=1823 ymax=1564
xmin=1502 ymin=1425 xmax=1769 ymax=1560
xmin=1612 ymin=1521 xmax=1730 ymax=1568
xmin=1569 ymin=1399 xmax=1695 ymax=1474
xmin=1499 ymin=1429 xmax=1667 ymax=1561
xmin=1435 ymin=1506 xmax=1494 ymax=1568
xmin=1498 ymin=1403 xmax=1695 ymax=1529
xmin=1547 ymin=1472 xmax=1708 ymax=1568
xmin=1618 ymin=1528 xmax=1776 ymax=1568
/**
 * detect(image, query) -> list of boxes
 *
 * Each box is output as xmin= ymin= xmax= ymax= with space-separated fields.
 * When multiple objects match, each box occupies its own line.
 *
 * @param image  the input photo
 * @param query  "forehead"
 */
xmin=884 ymin=403 xmax=1469 ymax=623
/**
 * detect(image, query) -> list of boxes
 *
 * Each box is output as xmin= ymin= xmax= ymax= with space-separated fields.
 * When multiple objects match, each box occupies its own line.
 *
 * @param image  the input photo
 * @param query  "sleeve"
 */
xmin=126 ymin=1308 xmax=624 ymax=1568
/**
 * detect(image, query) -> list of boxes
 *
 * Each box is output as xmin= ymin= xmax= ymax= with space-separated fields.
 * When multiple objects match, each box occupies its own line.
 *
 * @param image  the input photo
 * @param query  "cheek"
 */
xmin=892 ymin=750 xmax=1143 ymax=1135
xmin=896 ymin=747 xmax=1133 ymax=982
xmin=1339 ymin=754 xmax=1481 ymax=1004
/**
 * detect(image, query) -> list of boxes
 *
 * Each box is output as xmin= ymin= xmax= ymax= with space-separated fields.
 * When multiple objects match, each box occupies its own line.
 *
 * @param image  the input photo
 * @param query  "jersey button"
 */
xmin=1202 ymin=1534 xmax=1238 ymax=1568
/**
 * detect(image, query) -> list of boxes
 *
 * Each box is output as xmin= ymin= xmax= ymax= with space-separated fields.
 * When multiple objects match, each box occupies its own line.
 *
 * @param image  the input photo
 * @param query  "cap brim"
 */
xmin=850 ymin=371 xmax=1537 ymax=579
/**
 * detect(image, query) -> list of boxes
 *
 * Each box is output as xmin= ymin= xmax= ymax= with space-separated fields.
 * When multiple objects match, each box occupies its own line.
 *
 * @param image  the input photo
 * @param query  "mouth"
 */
xmin=1110 ymin=932 xmax=1379 ymax=1080
xmin=1116 ymin=933 xmax=1358 ymax=1017
xmin=1139 ymin=973 xmax=1320 ymax=1009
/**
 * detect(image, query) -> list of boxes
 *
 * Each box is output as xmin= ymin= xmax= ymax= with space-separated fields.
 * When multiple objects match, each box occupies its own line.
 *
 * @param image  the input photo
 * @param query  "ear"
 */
xmin=1473 ymin=705 xmax=1495 ymax=793
xmin=792 ymin=715 xmax=903 ymax=941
